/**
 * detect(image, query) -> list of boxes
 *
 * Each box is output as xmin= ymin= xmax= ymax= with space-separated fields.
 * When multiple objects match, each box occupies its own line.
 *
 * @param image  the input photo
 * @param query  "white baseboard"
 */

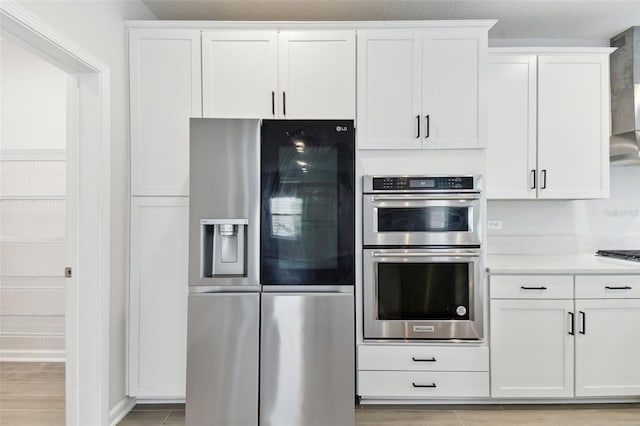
xmin=110 ymin=396 xmax=136 ymax=426
xmin=0 ymin=349 xmax=65 ymax=362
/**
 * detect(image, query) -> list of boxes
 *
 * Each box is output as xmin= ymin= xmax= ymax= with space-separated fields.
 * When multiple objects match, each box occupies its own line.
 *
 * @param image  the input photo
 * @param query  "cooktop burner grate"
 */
xmin=596 ymin=250 xmax=640 ymax=262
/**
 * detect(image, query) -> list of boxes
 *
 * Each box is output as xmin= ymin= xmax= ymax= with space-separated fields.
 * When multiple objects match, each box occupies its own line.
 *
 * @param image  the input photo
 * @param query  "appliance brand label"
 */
xmin=336 ymin=126 xmax=348 ymax=132
xmin=413 ymin=325 xmax=435 ymax=333
xmin=456 ymin=306 xmax=467 ymax=316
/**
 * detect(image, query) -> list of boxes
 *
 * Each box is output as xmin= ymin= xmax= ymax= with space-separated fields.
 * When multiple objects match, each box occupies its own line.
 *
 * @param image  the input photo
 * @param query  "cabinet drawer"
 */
xmin=575 ymin=275 xmax=640 ymax=299
xmin=490 ymin=275 xmax=573 ymax=299
xmin=358 ymin=371 xmax=489 ymax=398
xmin=358 ymin=345 xmax=488 ymax=372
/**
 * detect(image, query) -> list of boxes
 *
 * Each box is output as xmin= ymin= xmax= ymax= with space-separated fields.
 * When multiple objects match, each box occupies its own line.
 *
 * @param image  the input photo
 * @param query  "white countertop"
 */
xmin=486 ymin=254 xmax=640 ymax=274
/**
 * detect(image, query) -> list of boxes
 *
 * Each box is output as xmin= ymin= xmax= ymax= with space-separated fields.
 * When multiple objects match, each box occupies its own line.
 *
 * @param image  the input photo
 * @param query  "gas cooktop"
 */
xmin=596 ymin=250 xmax=640 ymax=262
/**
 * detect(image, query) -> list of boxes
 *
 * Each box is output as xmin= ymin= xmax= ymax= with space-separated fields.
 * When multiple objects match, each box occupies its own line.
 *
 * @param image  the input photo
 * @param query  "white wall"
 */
xmin=17 ymin=0 xmax=157 ymax=410
xmin=1 ymin=37 xmax=68 ymax=361
xmin=487 ymin=165 xmax=640 ymax=254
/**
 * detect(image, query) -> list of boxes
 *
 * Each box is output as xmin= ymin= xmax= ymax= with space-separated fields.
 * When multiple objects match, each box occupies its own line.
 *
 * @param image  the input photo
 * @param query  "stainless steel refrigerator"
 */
xmin=186 ymin=118 xmax=355 ymax=426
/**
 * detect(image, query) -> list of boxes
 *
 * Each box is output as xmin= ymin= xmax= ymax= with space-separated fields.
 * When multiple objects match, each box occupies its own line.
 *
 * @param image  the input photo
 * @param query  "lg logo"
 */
xmin=336 ymin=126 xmax=348 ymax=132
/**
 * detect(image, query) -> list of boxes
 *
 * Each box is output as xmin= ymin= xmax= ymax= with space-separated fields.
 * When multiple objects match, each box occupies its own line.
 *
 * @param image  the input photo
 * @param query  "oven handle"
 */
xmin=371 ymin=194 xmax=480 ymax=202
xmin=372 ymin=251 xmax=480 ymax=258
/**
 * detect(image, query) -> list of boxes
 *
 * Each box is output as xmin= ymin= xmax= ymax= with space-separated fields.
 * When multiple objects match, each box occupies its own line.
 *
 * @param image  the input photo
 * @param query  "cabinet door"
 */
xmin=357 ymin=30 xmax=422 ymax=149
xmin=422 ymin=29 xmax=485 ymax=149
xmin=129 ymin=197 xmax=189 ymax=398
xmin=537 ymin=54 xmax=610 ymax=199
xmin=486 ymin=55 xmax=537 ymax=199
xmin=129 ymin=30 xmax=201 ymax=196
xmin=202 ymin=31 xmax=278 ymax=118
xmin=575 ymin=299 xmax=640 ymax=397
xmin=490 ymin=299 xmax=574 ymax=398
xmin=278 ymin=30 xmax=355 ymax=119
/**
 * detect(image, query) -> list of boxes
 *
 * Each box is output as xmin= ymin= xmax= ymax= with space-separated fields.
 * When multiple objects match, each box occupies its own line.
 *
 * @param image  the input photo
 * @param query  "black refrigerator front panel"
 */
xmin=261 ymin=120 xmax=355 ymax=285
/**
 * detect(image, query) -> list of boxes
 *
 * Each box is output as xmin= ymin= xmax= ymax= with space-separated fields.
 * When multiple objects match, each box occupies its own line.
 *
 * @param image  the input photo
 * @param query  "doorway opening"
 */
xmin=1 ymin=2 xmax=111 ymax=424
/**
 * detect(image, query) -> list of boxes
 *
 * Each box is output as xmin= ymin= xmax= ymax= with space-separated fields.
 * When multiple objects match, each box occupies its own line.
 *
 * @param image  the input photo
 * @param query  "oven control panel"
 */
xmin=369 ymin=176 xmax=476 ymax=192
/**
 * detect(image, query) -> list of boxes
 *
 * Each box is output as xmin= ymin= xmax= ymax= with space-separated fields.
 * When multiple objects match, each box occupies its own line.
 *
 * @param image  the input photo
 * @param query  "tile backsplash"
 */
xmin=487 ymin=165 xmax=640 ymax=254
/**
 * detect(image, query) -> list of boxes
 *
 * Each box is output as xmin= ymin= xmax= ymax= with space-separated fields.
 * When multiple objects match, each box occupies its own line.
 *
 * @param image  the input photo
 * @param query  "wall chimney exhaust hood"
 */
xmin=610 ymin=27 xmax=640 ymax=165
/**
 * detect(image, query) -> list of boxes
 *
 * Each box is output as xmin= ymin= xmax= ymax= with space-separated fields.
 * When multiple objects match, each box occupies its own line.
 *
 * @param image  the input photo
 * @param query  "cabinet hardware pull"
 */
xmin=271 ymin=91 xmax=275 ymax=116
xmin=541 ymin=169 xmax=547 ymax=189
xmin=416 ymin=115 xmax=420 ymax=138
xmin=282 ymin=92 xmax=286 ymax=116
xmin=531 ymin=169 xmax=536 ymax=189
xmin=568 ymin=312 xmax=575 ymax=335
xmin=412 ymin=357 xmax=436 ymax=362
xmin=520 ymin=286 xmax=547 ymax=290
xmin=579 ymin=311 xmax=586 ymax=335
xmin=412 ymin=382 xmax=437 ymax=388
xmin=425 ymin=115 xmax=430 ymax=138
xmin=605 ymin=286 xmax=632 ymax=290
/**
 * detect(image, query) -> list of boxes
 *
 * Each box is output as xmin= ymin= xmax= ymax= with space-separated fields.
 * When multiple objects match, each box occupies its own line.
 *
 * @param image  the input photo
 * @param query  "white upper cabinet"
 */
xmin=537 ymin=54 xmax=610 ymax=199
xmin=487 ymin=49 xmax=612 ymax=200
xmin=202 ymin=29 xmax=355 ymax=119
xmin=357 ymin=30 xmax=422 ymax=150
xmin=279 ymin=31 xmax=355 ymax=119
xmin=358 ymin=26 xmax=489 ymax=150
xmin=487 ymin=55 xmax=537 ymax=199
xmin=422 ymin=29 xmax=485 ymax=149
xmin=202 ymin=31 xmax=278 ymax=118
xmin=130 ymin=29 xmax=202 ymax=196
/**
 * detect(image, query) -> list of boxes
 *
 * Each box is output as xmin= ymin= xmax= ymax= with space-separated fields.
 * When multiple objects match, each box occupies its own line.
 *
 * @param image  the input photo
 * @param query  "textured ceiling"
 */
xmin=141 ymin=0 xmax=640 ymax=41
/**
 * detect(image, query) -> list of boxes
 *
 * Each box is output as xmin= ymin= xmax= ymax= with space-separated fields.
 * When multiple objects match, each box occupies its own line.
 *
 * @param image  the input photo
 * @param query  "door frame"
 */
xmin=0 ymin=2 xmax=111 ymax=425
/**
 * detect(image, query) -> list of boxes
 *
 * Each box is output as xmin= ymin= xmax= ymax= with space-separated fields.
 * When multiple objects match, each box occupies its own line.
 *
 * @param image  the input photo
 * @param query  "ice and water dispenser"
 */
xmin=201 ymin=219 xmax=248 ymax=277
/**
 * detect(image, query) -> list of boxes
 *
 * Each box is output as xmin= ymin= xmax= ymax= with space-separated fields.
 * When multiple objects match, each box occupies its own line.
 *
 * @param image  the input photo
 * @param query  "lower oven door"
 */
xmin=363 ymin=248 xmax=483 ymax=340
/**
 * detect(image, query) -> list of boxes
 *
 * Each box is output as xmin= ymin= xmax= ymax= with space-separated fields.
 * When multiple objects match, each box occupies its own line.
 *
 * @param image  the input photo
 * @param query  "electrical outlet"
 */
xmin=487 ymin=220 xmax=502 ymax=230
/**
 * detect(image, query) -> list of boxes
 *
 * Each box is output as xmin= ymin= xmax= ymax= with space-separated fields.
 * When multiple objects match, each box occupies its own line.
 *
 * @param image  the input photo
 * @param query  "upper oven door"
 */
xmin=362 ymin=193 xmax=481 ymax=247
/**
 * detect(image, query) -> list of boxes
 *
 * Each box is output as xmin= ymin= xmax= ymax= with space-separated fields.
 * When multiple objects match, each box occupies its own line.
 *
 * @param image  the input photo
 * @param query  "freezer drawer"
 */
xmin=260 ymin=292 xmax=355 ymax=426
xmin=185 ymin=293 xmax=259 ymax=426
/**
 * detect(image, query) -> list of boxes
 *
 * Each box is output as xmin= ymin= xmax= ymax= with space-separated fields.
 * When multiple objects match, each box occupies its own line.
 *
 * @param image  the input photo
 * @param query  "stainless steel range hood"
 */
xmin=610 ymin=27 xmax=640 ymax=165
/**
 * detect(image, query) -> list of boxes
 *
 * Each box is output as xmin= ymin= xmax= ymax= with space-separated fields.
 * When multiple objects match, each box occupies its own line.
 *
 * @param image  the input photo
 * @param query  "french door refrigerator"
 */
xmin=186 ymin=118 xmax=355 ymax=426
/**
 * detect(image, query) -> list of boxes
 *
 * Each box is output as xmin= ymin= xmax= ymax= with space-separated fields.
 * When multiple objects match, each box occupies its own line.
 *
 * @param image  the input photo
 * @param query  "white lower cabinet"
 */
xmin=575 ymin=282 xmax=640 ymax=396
xmin=129 ymin=197 xmax=189 ymax=398
xmin=489 ymin=274 xmax=640 ymax=399
xmin=358 ymin=345 xmax=489 ymax=399
xmin=490 ymin=299 xmax=574 ymax=398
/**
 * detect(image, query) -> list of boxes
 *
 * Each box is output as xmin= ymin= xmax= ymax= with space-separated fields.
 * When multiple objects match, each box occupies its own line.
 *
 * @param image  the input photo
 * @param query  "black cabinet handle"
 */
xmin=579 ymin=311 xmax=586 ymax=335
xmin=271 ymin=91 xmax=275 ymax=116
xmin=282 ymin=92 xmax=286 ymax=116
xmin=412 ymin=382 xmax=437 ymax=388
xmin=541 ymin=169 xmax=547 ymax=189
xmin=425 ymin=115 xmax=430 ymax=138
xmin=531 ymin=169 xmax=536 ymax=189
xmin=605 ymin=286 xmax=632 ymax=290
xmin=412 ymin=357 xmax=436 ymax=362
xmin=520 ymin=286 xmax=548 ymax=290
xmin=416 ymin=115 xmax=420 ymax=138
xmin=568 ymin=312 xmax=575 ymax=335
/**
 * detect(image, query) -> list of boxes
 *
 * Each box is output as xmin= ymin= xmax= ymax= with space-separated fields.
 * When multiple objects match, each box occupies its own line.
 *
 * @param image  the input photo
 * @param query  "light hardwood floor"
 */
xmin=1 ymin=363 xmax=639 ymax=426
xmin=119 ymin=402 xmax=640 ymax=426
xmin=0 ymin=362 xmax=65 ymax=426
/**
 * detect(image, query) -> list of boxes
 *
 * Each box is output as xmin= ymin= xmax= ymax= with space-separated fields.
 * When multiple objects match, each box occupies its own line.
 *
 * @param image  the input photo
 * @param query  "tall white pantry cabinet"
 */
xmin=128 ymin=29 xmax=200 ymax=398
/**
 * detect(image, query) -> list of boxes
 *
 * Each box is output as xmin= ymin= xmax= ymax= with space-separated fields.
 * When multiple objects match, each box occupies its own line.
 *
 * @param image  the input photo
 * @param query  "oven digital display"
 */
xmin=409 ymin=179 xmax=435 ymax=188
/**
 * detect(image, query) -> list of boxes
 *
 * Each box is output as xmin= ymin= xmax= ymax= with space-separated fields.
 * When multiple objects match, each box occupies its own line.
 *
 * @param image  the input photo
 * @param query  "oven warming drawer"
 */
xmin=358 ymin=371 xmax=490 ymax=399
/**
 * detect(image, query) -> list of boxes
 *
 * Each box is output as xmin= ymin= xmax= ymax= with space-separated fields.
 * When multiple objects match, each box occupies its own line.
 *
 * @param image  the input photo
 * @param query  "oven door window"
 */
xmin=377 ymin=262 xmax=470 ymax=320
xmin=377 ymin=207 xmax=470 ymax=232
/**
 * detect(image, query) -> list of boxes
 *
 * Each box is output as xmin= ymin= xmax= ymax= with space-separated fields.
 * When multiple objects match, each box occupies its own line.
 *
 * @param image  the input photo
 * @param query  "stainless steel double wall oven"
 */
xmin=362 ymin=175 xmax=484 ymax=340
